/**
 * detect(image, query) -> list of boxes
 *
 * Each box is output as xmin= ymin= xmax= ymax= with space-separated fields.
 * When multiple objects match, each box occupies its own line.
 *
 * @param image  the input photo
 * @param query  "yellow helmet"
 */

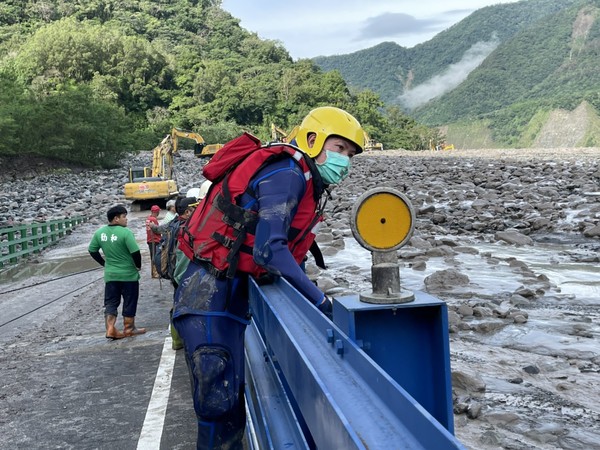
xmin=293 ymin=107 xmax=365 ymax=158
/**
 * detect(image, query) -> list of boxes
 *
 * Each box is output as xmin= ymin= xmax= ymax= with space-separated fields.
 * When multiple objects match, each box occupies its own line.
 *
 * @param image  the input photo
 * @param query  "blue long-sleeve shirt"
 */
xmin=243 ymin=156 xmax=325 ymax=306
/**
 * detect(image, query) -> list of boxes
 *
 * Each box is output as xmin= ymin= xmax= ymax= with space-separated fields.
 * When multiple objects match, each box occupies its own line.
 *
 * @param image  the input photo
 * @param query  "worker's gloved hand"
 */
xmin=317 ymin=295 xmax=333 ymax=320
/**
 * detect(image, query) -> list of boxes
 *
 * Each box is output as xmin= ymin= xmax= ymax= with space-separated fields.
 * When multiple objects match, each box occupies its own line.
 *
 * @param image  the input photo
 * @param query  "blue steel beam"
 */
xmin=244 ymin=318 xmax=310 ymax=450
xmin=249 ymin=277 xmax=465 ymax=450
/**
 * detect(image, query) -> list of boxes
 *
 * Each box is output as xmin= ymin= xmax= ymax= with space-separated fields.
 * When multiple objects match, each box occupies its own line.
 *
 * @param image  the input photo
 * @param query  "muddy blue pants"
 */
xmin=173 ymin=262 xmax=250 ymax=450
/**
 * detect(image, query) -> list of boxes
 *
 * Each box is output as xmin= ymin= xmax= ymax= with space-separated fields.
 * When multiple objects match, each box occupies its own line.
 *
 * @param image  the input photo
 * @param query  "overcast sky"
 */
xmin=220 ymin=0 xmax=520 ymax=59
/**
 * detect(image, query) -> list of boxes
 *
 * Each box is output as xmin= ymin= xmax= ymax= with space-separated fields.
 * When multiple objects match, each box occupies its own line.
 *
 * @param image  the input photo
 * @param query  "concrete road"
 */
xmin=0 ymin=252 xmax=198 ymax=449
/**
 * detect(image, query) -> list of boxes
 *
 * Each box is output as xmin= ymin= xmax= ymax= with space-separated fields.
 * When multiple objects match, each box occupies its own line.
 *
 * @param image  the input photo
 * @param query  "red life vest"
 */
xmin=179 ymin=136 xmax=325 ymax=279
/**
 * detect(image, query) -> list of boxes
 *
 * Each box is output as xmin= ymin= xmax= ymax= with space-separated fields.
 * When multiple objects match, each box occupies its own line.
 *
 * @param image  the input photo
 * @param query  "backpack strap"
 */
xmin=262 ymin=142 xmax=325 ymax=200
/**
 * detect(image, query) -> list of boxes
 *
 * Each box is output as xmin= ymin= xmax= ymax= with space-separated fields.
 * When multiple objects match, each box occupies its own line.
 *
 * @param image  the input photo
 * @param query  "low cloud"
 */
xmin=398 ymin=36 xmax=500 ymax=110
xmin=357 ymin=12 xmax=444 ymax=40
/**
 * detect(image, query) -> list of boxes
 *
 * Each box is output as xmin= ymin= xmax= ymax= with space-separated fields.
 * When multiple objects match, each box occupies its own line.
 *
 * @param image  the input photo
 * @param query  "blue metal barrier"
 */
xmin=334 ymin=291 xmax=455 ymax=432
xmin=246 ymin=277 xmax=465 ymax=450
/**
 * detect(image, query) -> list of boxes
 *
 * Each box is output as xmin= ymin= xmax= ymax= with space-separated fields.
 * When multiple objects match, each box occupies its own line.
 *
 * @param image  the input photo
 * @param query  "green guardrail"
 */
xmin=0 ymin=216 xmax=87 ymax=268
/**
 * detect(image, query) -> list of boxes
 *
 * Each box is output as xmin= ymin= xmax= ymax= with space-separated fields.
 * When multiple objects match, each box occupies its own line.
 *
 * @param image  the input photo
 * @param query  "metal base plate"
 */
xmin=359 ymin=289 xmax=415 ymax=304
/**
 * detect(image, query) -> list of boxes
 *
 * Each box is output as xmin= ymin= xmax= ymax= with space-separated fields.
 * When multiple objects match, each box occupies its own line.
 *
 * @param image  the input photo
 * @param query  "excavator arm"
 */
xmin=171 ymin=128 xmax=205 ymax=154
xmin=175 ymin=127 xmax=226 ymax=158
xmin=151 ymin=134 xmax=174 ymax=179
xmin=271 ymin=123 xmax=289 ymax=142
xmin=124 ymin=127 xmax=206 ymax=208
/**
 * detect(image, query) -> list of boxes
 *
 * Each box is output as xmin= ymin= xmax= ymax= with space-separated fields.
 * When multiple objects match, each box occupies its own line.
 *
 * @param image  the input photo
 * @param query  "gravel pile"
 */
xmin=0 ymin=151 xmax=208 ymax=226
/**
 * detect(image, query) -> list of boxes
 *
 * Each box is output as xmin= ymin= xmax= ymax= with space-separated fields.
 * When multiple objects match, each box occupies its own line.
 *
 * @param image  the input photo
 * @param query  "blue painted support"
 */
xmin=244 ymin=317 xmax=309 ymax=450
xmin=333 ymin=292 xmax=455 ymax=432
xmin=248 ymin=277 xmax=465 ymax=450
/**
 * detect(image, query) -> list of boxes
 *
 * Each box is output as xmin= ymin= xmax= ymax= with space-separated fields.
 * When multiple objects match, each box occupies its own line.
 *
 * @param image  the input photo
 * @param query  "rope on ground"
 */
xmin=0 ymin=267 xmax=102 ymax=295
xmin=0 ymin=274 xmax=103 ymax=328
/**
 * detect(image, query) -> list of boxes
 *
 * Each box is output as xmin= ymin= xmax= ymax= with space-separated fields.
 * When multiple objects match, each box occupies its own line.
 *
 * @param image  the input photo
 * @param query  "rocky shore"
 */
xmin=319 ymin=147 xmax=600 ymax=450
xmin=2 ymin=146 xmax=600 ymax=449
xmin=0 ymin=152 xmax=207 ymax=226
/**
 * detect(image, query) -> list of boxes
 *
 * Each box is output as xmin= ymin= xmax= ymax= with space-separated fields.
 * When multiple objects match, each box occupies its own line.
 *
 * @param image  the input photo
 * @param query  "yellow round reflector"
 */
xmin=351 ymin=188 xmax=414 ymax=251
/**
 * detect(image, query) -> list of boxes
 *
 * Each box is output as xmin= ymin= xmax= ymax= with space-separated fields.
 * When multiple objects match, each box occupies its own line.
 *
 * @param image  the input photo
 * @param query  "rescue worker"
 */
xmin=151 ymin=195 xmax=201 ymax=350
xmin=172 ymin=182 xmax=211 ymax=288
xmin=173 ymin=106 xmax=364 ymax=449
xmin=146 ymin=205 xmax=161 ymax=278
xmin=160 ymin=199 xmax=177 ymax=225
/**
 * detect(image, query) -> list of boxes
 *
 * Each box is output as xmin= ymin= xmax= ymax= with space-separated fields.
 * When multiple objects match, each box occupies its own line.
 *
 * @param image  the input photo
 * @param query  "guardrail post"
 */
xmin=50 ymin=222 xmax=57 ymax=243
xmin=31 ymin=226 xmax=39 ymax=252
xmin=333 ymin=292 xmax=455 ymax=432
xmin=42 ymin=223 xmax=48 ymax=246
xmin=8 ymin=230 xmax=17 ymax=264
xmin=21 ymin=233 xmax=28 ymax=254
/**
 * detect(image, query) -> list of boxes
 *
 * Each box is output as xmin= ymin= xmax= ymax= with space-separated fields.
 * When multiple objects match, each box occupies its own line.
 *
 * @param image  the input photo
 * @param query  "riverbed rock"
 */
xmin=495 ymin=230 xmax=535 ymax=246
xmin=452 ymin=370 xmax=486 ymax=395
xmin=424 ymin=269 xmax=470 ymax=292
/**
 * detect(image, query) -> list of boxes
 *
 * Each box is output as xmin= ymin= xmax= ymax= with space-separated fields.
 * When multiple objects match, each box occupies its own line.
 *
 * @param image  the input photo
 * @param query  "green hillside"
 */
xmin=314 ymin=0 xmax=600 ymax=149
xmin=415 ymin=1 xmax=600 ymax=147
xmin=0 ymin=0 xmax=435 ymax=166
xmin=314 ymin=0 xmax=578 ymax=105
xmin=414 ymin=4 xmax=580 ymax=123
xmin=313 ymin=42 xmax=410 ymax=106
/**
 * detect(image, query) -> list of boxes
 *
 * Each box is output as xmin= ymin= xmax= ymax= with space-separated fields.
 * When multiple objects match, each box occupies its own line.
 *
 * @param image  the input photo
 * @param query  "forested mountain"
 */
xmin=414 ymin=0 xmax=600 ymax=147
xmin=3 ymin=0 xmax=597 ymax=163
xmin=0 ymin=0 xmax=434 ymax=166
xmin=314 ymin=0 xmax=578 ymax=105
xmin=314 ymin=0 xmax=600 ymax=148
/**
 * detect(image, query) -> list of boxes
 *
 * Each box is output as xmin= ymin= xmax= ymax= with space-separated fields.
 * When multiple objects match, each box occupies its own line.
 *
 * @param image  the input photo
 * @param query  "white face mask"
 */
xmin=316 ymin=150 xmax=351 ymax=185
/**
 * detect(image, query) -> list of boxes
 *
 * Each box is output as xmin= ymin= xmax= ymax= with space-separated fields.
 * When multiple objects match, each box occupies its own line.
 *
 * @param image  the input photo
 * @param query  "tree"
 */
xmin=0 ymin=68 xmax=25 ymax=156
xmin=352 ymin=90 xmax=387 ymax=138
xmin=0 ymin=65 xmax=142 ymax=166
xmin=12 ymin=18 xmax=173 ymax=114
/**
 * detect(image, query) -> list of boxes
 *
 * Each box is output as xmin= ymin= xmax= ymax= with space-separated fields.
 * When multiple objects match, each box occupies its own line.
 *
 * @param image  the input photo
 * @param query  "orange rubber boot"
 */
xmin=123 ymin=317 xmax=147 ymax=336
xmin=105 ymin=315 xmax=125 ymax=340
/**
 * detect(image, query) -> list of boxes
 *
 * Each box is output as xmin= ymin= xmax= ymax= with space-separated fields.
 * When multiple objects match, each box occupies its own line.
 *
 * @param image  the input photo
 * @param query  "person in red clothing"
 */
xmin=146 ymin=205 xmax=162 ymax=278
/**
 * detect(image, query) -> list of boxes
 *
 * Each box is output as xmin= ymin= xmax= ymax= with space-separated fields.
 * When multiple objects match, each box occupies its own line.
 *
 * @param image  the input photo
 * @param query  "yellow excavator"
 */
xmin=429 ymin=139 xmax=454 ymax=151
xmin=124 ymin=128 xmax=209 ymax=209
xmin=270 ymin=123 xmax=289 ymax=142
xmin=364 ymin=132 xmax=384 ymax=151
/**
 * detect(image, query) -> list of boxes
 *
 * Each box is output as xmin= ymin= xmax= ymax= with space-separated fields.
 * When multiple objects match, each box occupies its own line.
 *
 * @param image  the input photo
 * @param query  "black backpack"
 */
xmin=153 ymin=217 xmax=181 ymax=280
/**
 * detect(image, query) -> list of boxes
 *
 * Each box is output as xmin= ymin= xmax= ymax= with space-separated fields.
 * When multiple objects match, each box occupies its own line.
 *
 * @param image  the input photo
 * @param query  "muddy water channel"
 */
xmin=316 ymin=149 xmax=600 ymax=450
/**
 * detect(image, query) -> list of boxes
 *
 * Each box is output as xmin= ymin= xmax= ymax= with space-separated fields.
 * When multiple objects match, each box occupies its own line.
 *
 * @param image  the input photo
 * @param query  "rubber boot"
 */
xmin=123 ymin=316 xmax=147 ymax=336
xmin=105 ymin=315 xmax=125 ymax=340
xmin=170 ymin=310 xmax=183 ymax=350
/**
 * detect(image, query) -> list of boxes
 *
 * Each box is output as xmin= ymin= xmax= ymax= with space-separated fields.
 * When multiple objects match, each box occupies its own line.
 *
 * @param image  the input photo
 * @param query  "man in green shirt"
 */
xmin=88 ymin=205 xmax=144 ymax=339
